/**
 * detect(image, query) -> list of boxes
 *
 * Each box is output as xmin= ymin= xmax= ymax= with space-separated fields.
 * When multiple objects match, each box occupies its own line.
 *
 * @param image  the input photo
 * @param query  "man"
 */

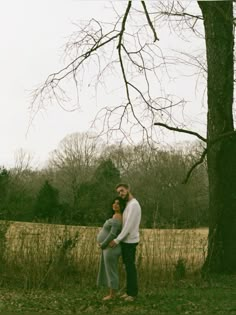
xmin=109 ymin=183 xmax=141 ymax=301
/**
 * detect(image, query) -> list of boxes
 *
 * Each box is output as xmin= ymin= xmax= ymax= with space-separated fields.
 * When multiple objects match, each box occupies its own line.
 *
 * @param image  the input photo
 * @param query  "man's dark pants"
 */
xmin=121 ymin=242 xmax=138 ymax=297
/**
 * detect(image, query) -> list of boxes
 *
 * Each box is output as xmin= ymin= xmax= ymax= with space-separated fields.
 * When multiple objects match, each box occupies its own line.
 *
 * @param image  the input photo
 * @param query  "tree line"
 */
xmin=0 ymin=132 xmax=208 ymax=228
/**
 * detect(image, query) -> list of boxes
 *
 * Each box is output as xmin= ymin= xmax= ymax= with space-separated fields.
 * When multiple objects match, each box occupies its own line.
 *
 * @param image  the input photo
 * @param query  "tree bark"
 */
xmin=198 ymin=1 xmax=236 ymax=273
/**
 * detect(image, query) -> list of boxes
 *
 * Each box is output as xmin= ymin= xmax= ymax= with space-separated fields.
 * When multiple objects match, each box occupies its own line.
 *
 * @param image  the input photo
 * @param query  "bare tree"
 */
xmin=13 ymin=148 xmax=34 ymax=177
xmin=48 ymin=132 xmax=101 ymax=218
xmin=31 ymin=1 xmax=236 ymax=273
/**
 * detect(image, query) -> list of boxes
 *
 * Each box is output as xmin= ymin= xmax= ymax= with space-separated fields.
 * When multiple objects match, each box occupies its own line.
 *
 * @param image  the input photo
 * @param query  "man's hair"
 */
xmin=116 ymin=183 xmax=130 ymax=190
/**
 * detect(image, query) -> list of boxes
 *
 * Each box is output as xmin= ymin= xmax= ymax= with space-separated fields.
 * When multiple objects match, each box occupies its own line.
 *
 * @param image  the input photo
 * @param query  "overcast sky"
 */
xmin=0 ymin=1 xmax=206 ymax=168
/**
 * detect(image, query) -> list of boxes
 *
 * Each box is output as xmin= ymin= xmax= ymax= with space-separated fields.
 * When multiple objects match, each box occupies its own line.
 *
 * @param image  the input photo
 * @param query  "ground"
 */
xmin=0 ymin=275 xmax=235 ymax=314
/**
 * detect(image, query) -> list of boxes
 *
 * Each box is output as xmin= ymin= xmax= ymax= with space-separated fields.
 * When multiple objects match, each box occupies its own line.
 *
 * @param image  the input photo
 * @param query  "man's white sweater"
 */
xmin=114 ymin=198 xmax=141 ymax=244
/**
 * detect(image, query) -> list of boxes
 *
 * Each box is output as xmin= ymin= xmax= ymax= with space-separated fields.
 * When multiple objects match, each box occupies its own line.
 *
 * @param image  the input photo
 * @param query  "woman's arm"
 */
xmin=100 ymin=219 xmax=121 ymax=249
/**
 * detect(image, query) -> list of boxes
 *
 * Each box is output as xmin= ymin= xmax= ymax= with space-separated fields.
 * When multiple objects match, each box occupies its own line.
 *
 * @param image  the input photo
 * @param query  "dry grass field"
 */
xmin=2 ymin=221 xmax=235 ymax=315
xmin=0 ymin=220 xmax=208 ymax=289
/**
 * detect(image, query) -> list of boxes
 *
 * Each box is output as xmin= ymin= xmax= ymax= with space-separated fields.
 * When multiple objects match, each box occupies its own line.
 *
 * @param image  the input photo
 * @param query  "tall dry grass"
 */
xmin=138 ymin=228 xmax=208 ymax=287
xmin=0 ymin=220 xmax=208 ymax=290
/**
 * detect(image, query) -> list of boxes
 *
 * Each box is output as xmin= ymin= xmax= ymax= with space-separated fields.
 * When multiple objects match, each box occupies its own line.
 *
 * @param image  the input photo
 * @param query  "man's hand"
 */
xmin=109 ymin=240 xmax=117 ymax=248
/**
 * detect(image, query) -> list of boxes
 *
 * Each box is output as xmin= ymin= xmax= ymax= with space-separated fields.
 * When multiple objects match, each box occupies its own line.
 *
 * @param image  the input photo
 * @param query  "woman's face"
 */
xmin=112 ymin=199 xmax=121 ymax=212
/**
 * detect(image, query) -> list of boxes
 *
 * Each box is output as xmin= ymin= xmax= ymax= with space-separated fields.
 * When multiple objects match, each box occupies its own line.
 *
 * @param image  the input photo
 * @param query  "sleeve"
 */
xmin=100 ymin=220 xmax=121 ymax=249
xmin=114 ymin=203 xmax=139 ymax=244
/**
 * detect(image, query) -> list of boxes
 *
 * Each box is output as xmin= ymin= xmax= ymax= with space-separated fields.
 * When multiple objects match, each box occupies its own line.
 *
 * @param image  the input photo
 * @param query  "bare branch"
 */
xmin=183 ymin=130 xmax=236 ymax=183
xmin=154 ymin=122 xmax=207 ymax=142
xmin=116 ymin=1 xmax=152 ymax=143
xmin=160 ymin=11 xmax=203 ymax=21
xmin=30 ymin=1 xmax=204 ymax=146
xmin=141 ymin=1 xmax=159 ymax=42
xmin=117 ymin=1 xmax=132 ymax=49
xmin=182 ymin=147 xmax=207 ymax=184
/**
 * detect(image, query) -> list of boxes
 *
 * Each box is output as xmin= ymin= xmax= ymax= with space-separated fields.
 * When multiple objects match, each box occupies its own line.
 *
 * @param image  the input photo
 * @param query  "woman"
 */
xmin=97 ymin=197 xmax=126 ymax=300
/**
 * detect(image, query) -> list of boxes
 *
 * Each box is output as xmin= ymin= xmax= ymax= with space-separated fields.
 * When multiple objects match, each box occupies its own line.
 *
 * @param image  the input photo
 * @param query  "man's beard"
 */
xmin=124 ymin=192 xmax=130 ymax=201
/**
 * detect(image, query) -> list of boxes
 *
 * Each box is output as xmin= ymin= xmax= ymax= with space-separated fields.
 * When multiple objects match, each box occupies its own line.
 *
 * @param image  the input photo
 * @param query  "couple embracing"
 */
xmin=97 ymin=183 xmax=141 ymax=301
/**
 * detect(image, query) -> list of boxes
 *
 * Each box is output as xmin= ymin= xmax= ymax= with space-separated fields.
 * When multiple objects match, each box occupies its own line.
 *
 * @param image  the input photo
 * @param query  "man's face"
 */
xmin=116 ymin=186 xmax=129 ymax=201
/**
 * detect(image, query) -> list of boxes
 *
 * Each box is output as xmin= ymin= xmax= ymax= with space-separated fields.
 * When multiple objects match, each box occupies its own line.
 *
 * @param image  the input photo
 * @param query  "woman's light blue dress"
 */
xmin=97 ymin=218 xmax=122 ymax=290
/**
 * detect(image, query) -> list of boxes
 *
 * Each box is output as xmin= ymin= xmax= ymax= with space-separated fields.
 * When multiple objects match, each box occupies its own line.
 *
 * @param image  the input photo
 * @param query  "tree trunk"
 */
xmin=198 ymin=1 xmax=236 ymax=273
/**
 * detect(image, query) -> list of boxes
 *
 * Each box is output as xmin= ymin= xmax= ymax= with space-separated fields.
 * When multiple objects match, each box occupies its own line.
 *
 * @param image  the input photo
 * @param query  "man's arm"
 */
xmin=112 ymin=202 xmax=140 ymax=245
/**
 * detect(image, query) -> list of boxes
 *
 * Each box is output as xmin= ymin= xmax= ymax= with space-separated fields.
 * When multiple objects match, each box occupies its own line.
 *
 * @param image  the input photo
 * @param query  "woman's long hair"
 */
xmin=110 ymin=196 xmax=126 ymax=217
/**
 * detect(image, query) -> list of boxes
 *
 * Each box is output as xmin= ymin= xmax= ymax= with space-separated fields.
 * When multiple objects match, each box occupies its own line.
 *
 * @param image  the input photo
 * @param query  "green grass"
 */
xmin=0 ymin=275 xmax=235 ymax=315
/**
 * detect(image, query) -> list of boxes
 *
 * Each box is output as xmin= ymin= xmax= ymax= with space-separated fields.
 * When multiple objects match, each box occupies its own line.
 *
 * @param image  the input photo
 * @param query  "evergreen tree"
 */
xmin=0 ymin=167 xmax=10 ymax=218
xmin=76 ymin=159 xmax=120 ymax=225
xmin=34 ymin=180 xmax=60 ymax=223
xmin=94 ymin=159 xmax=120 ymax=184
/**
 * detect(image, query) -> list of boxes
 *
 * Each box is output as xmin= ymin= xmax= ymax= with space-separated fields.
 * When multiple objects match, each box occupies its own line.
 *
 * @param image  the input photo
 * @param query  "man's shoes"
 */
xmin=102 ymin=295 xmax=115 ymax=301
xmin=119 ymin=293 xmax=136 ymax=301
xmin=124 ymin=295 xmax=136 ymax=302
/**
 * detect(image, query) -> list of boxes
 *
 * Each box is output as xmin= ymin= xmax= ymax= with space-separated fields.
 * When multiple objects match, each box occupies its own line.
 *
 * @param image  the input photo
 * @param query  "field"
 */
xmin=0 ymin=221 xmax=236 ymax=314
xmin=0 ymin=220 xmax=208 ymax=289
